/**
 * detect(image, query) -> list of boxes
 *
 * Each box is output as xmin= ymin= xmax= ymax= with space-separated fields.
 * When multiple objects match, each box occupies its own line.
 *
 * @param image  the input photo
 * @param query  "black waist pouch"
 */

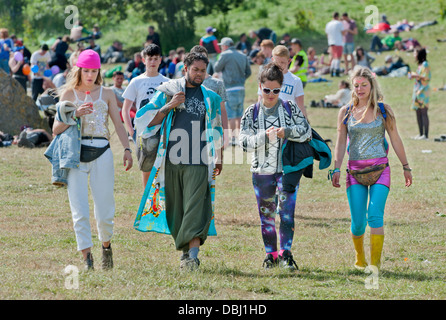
xmin=80 ymin=143 xmax=110 ymax=162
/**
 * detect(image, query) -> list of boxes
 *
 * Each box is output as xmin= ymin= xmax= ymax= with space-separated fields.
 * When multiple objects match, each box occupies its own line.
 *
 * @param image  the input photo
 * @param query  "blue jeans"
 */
xmin=0 ymin=59 xmax=10 ymax=74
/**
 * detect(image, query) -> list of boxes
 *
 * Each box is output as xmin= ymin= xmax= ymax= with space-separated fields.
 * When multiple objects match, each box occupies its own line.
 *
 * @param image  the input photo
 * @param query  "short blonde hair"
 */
xmin=272 ymin=45 xmax=290 ymax=58
xmin=260 ymin=39 xmax=274 ymax=49
xmin=0 ymin=28 xmax=9 ymax=39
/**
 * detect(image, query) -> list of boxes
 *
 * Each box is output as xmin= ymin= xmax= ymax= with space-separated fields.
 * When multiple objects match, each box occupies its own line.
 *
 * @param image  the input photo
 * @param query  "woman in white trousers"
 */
xmin=52 ymin=50 xmax=133 ymax=270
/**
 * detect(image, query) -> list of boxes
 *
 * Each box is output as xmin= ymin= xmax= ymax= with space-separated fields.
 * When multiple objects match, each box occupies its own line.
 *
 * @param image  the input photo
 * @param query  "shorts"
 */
xmin=226 ymin=89 xmax=245 ymax=119
xmin=0 ymin=59 xmax=10 ymax=74
xmin=226 ymin=90 xmax=245 ymax=119
xmin=330 ymin=45 xmax=343 ymax=59
xmin=343 ymin=42 xmax=355 ymax=55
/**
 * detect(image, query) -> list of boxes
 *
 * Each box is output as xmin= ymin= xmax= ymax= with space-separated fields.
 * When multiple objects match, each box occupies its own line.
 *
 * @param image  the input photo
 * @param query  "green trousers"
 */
xmin=165 ymin=160 xmax=213 ymax=251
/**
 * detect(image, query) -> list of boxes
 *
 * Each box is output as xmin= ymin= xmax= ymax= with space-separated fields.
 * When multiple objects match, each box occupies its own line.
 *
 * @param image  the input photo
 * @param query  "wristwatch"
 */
xmin=124 ymin=148 xmax=132 ymax=154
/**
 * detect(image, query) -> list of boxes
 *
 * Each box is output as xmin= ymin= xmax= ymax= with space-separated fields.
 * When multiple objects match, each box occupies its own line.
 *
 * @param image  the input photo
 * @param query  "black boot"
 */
xmin=84 ymin=252 xmax=94 ymax=271
xmin=102 ymin=244 xmax=113 ymax=270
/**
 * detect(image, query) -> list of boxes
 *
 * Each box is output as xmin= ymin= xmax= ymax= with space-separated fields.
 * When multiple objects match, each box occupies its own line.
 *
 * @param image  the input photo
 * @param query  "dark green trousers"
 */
xmin=165 ymin=160 xmax=213 ymax=251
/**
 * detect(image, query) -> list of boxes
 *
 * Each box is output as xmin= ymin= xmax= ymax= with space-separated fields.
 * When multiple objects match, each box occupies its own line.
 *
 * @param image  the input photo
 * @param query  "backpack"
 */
xmin=252 ymin=99 xmax=292 ymax=122
xmin=343 ymin=102 xmax=387 ymax=125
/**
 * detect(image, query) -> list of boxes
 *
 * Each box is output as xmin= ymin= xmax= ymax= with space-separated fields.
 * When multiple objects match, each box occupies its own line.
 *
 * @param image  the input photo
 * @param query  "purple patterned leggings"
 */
xmin=252 ymin=173 xmax=298 ymax=255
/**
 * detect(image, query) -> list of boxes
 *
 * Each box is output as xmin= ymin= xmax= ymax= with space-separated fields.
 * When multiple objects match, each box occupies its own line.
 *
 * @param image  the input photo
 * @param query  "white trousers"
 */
xmin=67 ymin=147 xmax=115 ymax=251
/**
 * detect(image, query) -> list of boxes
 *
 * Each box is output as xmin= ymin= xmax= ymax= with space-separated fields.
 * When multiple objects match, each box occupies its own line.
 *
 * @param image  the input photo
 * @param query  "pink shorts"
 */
xmin=331 ymin=45 xmax=343 ymax=59
xmin=346 ymin=157 xmax=391 ymax=189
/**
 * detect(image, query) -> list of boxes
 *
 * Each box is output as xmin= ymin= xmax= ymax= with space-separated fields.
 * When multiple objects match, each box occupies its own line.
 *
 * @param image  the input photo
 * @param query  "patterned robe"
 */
xmin=133 ymin=78 xmax=223 ymax=235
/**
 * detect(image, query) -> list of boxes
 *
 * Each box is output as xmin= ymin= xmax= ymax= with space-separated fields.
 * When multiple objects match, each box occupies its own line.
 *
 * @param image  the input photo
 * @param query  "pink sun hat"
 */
xmin=76 ymin=49 xmax=101 ymax=69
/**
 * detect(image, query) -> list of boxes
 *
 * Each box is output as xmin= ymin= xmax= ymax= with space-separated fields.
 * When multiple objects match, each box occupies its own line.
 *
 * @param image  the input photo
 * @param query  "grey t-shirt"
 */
xmin=167 ymin=86 xmax=207 ymax=165
xmin=203 ymin=76 xmax=227 ymax=102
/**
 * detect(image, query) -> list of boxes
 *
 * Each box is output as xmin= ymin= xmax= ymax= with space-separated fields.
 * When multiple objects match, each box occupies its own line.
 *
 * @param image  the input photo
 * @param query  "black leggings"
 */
xmin=31 ymin=78 xmax=44 ymax=101
xmin=416 ymin=108 xmax=429 ymax=138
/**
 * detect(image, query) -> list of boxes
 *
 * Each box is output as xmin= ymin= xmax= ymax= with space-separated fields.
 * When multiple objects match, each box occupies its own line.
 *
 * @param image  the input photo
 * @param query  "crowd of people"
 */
xmin=2 ymin=11 xmax=432 ymax=275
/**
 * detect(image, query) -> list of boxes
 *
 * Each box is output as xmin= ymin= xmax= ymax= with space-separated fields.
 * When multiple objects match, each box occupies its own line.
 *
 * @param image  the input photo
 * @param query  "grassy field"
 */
xmin=1 ymin=1 xmax=445 ymax=301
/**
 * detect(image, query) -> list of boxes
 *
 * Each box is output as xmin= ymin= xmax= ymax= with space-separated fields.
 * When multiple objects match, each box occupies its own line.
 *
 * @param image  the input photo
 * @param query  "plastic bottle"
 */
xmin=84 ymin=91 xmax=93 ymax=106
xmin=84 ymin=91 xmax=94 ymax=125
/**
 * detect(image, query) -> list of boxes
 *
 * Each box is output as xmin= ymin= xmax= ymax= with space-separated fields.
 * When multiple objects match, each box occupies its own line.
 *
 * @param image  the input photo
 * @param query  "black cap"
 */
xmin=290 ymin=38 xmax=302 ymax=46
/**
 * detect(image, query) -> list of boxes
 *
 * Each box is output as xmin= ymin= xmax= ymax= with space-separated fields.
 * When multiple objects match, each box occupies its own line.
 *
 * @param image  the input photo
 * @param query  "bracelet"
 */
xmin=402 ymin=163 xmax=409 ymax=167
xmin=124 ymin=148 xmax=132 ymax=154
xmin=328 ymin=168 xmax=340 ymax=181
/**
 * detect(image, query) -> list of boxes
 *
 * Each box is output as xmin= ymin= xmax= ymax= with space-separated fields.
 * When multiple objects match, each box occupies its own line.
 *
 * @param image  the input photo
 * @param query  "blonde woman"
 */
xmin=331 ymin=66 xmax=412 ymax=271
xmin=52 ymin=49 xmax=133 ymax=270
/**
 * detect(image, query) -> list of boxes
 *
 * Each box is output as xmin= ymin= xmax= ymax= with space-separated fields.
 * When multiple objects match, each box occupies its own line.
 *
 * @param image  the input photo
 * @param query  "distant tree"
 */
xmin=17 ymin=0 xmax=130 ymax=41
xmin=2 ymin=0 xmax=244 ymax=51
xmin=0 ymin=0 xmax=27 ymax=34
xmin=131 ymin=0 xmax=245 ymax=52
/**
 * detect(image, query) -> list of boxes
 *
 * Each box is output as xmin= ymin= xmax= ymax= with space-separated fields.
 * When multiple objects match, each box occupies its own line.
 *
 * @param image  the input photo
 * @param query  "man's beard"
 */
xmin=186 ymin=73 xmax=203 ymax=87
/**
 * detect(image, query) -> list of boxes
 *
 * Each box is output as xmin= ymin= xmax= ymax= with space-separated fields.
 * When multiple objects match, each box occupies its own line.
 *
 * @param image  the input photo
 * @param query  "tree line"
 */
xmin=0 ymin=0 xmax=244 ymax=52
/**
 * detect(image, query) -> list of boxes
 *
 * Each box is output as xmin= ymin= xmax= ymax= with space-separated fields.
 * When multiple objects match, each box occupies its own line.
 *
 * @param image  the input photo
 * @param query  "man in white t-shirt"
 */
xmin=30 ymin=44 xmax=51 ymax=101
xmin=122 ymin=44 xmax=169 ymax=187
xmin=257 ymin=45 xmax=307 ymax=120
xmin=325 ymin=12 xmax=346 ymax=77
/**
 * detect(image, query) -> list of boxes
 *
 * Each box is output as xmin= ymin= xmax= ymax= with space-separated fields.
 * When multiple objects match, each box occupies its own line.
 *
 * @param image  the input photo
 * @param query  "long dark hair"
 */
xmin=355 ymin=46 xmax=365 ymax=61
xmin=416 ymin=48 xmax=427 ymax=65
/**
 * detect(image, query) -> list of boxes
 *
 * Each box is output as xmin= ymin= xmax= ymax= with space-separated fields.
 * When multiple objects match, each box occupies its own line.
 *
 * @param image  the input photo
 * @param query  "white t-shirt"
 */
xmin=257 ymin=71 xmax=304 ymax=102
xmin=122 ymin=73 xmax=170 ymax=111
xmin=338 ymin=88 xmax=351 ymax=106
xmin=30 ymin=51 xmax=51 ymax=79
xmin=325 ymin=20 xmax=345 ymax=46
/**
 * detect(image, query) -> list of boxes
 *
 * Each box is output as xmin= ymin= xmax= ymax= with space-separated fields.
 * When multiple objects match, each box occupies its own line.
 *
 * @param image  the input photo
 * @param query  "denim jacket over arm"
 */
xmin=44 ymin=101 xmax=82 ymax=186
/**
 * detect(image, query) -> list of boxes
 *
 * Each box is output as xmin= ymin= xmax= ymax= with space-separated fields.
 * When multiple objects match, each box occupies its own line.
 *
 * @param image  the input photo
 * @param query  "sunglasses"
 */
xmin=262 ymin=86 xmax=281 ymax=95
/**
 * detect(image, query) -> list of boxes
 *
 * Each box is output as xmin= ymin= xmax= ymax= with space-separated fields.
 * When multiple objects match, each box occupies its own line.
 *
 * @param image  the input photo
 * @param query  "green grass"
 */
xmin=1 ymin=1 xmax=445 ymax=300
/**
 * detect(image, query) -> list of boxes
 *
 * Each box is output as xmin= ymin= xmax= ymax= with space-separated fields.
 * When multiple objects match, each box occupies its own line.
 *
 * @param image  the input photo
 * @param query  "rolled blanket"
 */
xmin=56 ymin=100 xmax=78 ymax=125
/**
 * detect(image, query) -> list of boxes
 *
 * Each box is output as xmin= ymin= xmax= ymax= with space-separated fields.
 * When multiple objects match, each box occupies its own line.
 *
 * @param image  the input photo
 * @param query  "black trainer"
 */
xmin=279 ymin=250 xmax=298 ymax=271
xmin=262 ymin=254 xmax=278 ymax=269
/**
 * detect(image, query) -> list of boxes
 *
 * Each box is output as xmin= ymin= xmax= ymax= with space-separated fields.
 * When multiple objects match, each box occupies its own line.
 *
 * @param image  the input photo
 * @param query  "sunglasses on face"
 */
xmin=262 ymin=86 xmax=281 ymax=95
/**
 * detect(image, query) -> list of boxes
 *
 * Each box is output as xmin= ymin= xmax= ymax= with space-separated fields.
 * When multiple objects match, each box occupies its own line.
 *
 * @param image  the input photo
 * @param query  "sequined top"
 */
xmin=73 ymin=87 xmax=110 ymax=140
xmin=347 ymin=114 xmax=386 ymax=160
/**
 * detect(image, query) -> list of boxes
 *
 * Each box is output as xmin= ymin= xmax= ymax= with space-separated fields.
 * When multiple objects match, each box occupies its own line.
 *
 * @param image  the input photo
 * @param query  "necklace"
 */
xmin=354 ymin=105 xmax=368 ymax=112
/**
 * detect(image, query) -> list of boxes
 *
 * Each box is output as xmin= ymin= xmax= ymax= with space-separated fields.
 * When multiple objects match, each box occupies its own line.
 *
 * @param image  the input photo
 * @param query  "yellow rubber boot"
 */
xmin=370 ymin=234 xmax=385 ymax=268
xmin=352 ymin=234 xmax=368 ymax=270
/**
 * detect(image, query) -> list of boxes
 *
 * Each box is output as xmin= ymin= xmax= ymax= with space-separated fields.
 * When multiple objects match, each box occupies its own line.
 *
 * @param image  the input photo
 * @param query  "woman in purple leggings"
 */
xmin=239 ymin=63 xmax=311 ymax=270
